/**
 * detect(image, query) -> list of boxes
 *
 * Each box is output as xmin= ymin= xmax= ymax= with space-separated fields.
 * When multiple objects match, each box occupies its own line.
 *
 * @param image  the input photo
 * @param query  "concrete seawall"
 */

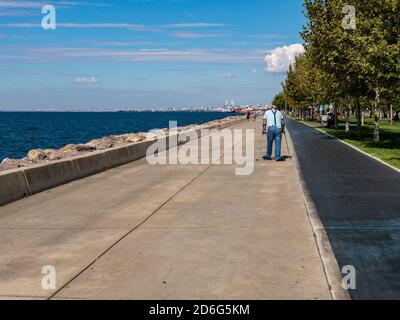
xmin=0 ymin=118 xmax=244 ymax=207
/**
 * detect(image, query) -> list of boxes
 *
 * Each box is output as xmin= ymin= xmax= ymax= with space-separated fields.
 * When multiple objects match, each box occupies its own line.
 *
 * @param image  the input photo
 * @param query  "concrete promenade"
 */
xmin=0 ymin=120 xmax=331 ymax=300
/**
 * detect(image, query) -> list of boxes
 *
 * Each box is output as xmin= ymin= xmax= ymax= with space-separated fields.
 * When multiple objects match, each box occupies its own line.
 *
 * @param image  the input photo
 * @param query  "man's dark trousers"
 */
xmin=266 ymin=126 xmax=282 ymax=160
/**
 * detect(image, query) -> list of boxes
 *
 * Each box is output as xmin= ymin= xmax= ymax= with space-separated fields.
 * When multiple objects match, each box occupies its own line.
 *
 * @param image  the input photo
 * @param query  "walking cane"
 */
xmin=256 ymin=131 xmax=265 ymax=161
xmin=283 ymin=129 xmax=292 ymax=159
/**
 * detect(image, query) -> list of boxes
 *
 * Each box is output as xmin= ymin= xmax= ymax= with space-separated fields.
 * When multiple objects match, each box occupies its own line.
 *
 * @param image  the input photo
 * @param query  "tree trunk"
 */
xmin=374 ymin=88 xmax=381 ymax=141
xmin=344 ymin=101 xmax=351 ymax=134
xmin=390 ymin=104 xmax=393 ymax=126
xmin=355 ymin=97 xmax=362 ymax=138
xmin=334 ymin=104 xmax=338 ymax=128
xmin=373 ymin=115 xmax=380 ymax=143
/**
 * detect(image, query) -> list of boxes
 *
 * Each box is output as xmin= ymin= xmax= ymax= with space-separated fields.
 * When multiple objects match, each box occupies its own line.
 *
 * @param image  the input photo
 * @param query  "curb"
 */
xmin=286 ymin=128 xmax=351 ymax=300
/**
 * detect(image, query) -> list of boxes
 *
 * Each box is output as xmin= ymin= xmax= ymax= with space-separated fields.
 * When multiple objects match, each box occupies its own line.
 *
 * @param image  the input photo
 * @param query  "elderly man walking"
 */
xmin=262 ymin=105 xmax=285 ymax=162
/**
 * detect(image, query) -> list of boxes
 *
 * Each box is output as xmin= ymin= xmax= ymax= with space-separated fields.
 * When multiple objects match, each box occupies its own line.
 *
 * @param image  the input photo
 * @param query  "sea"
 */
xmin=0 ymin=112 xmax=231 ymax=161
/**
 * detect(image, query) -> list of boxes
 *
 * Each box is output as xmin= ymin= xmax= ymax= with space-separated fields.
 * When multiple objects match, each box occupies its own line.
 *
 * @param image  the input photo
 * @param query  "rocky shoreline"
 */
xmin=0 ymin=115 xmax=243 ymax=172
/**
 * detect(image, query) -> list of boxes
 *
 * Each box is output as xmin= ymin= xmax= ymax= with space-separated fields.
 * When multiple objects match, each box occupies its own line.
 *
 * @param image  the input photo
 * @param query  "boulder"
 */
xmin=124 ymin=134 xmax=142 ymax=143
xmin=27 ymin=149 xmax=47 ymax=162
xmin=0 ymin=157 xmax=33 ymax=171
xmin=74 ymin=144 xmax=96 ymax=152
xmin=47 ymin=150 xmax=66 ymax=161
xmin=112 ymin=135 xmax=127 ymax=144
xmin=60 ymin=144 xmax=75 ymax=153
xmin=0 ymin=158 xmax=20 ymax=170
xmin=137 ymin=132 xmax=148 ymax=141
xmin=88 ymin=137 xmax=113 ymax=150
xmin=178 ymin=125 xmax=195 ymax=132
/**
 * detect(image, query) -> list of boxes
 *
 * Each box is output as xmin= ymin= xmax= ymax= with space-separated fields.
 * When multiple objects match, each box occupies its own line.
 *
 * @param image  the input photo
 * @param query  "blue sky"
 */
xmin=0 ymin=0 xmax=305 ymax=110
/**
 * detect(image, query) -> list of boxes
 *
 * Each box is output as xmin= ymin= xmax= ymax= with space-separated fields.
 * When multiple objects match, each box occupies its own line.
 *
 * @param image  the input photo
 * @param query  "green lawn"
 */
xmin=297 ymin=116 xmax=400 ymax=169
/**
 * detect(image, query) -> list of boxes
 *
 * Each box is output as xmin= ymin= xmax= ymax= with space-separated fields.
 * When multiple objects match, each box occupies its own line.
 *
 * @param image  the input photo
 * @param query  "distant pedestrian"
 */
xmin=253 ymin=109 xmax=257 ymax=121
xmin=262 ymin=105 xmax=285 ymax=162
xmin=246 ymin=110 xmax=251 ymax=121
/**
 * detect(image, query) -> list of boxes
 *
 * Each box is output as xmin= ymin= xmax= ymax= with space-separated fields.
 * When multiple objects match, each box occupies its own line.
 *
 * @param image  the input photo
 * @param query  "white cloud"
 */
xmin=59 ymin=23 xmax=146 ymax=29
xmin=170 ymin=31 xmax=226 ymax=39
xmin=218 ymin=73 xmax=236 ymax=79
xmin=2 ymin=47 xmax=263 ymax=64
xmin=0 ymin=23 xmax=152 ymax=31
xmin=246 ymin=34 xmax=295 ymax=39
xmin=0 ymin=21 xmax=224 ymax=32
xmin=75 ymin=76 xmax=99 ymax=84
xmin=0 ymin=1 xmax=43 ymax=8
xmin=0 ymin=1 xmax=106 ymax=8
xmin=264 ymin=43 xmax=304 ymax=73
xmin=82 ymin=40 xmax=184 ymax=46
xmin=165 ymin=23 xmax=226 ymax=28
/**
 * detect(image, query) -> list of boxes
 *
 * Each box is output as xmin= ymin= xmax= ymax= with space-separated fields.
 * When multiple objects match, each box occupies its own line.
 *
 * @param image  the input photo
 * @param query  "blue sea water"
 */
xmin=0 ymin=112 xmax=231 ymax=161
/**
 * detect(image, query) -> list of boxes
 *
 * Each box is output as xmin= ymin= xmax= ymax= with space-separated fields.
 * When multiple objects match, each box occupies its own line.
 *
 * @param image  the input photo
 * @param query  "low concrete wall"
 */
xmin=104 ymin=146 xmax=133 ymax=169
xmin=0 ymin=169 xmax=31 ymax=206
xmin=73 ymin=151 xmax=108 ymax=179
xmin=0 ymin=117 xmax=244 ymax=206
xmin=128 ymin=140 xmax=155 ymax=161
xmin=23 ymin=160 xmax=77 ymax=195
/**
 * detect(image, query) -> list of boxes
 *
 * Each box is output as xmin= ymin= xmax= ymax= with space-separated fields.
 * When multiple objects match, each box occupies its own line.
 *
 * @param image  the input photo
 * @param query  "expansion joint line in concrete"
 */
xmin=21 ymin=169 xmax=32 ymax=197
xmin=47 ymin=126 xmax=248 ymax=300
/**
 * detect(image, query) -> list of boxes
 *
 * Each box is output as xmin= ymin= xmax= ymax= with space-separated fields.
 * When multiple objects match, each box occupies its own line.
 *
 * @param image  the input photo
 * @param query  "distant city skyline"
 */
xmin=0 ymin=0 xmax=305 ymax=110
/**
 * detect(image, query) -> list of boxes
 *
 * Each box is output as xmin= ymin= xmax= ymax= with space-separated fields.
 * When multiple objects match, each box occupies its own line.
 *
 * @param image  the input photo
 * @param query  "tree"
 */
xmin=282 ymin=52 xmax=336 ymax=120
xmin=282 ymin=54 xmax=315 ymax=119
xmin=360 ymin=0 xmax=400 ymax=129
xmin=302 ymin=0 xmax=373 ymax=137
xmin=272 ymin=92 xmax=286 ymax=110
xmin=275 ymin=0 xmax=399 ymax=140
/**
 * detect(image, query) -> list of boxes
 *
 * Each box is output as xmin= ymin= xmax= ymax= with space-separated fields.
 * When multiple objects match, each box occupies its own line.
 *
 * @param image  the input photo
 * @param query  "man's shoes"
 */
xmin=275 ymin=158 xmax=285 ymax=162
xmin=262 ymin=156 xmax=272 ymax=161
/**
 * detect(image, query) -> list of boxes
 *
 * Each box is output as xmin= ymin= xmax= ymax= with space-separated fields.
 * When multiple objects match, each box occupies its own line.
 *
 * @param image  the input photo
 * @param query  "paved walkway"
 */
xmin=0 ymin=119 xmax=331 ymax=300
xmin=287 ymin=118 xmax=400 ymax=300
